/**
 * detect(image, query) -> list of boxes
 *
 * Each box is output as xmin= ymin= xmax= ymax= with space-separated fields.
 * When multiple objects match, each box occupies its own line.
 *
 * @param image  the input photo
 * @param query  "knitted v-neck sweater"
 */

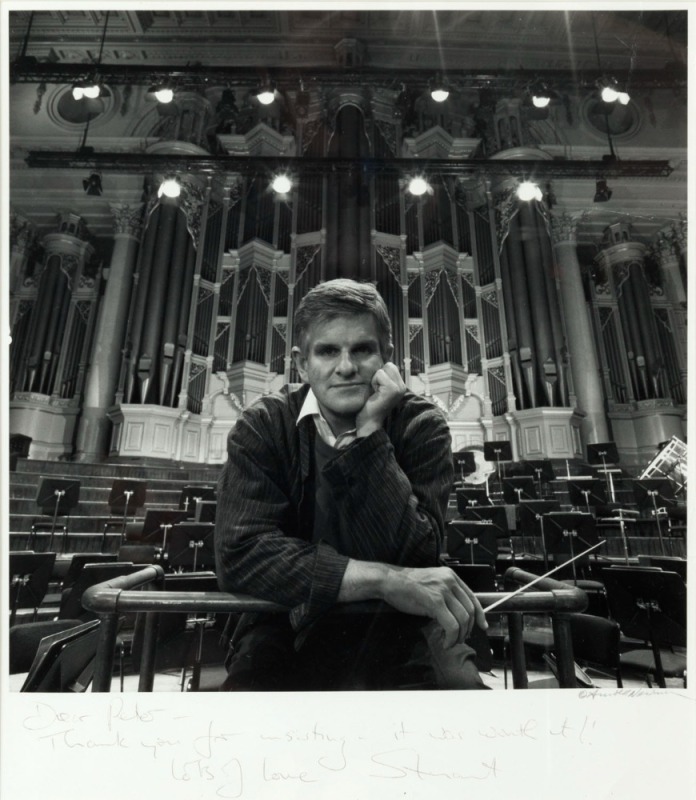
xmin=214 ymin=382 xmax=453 ymax=631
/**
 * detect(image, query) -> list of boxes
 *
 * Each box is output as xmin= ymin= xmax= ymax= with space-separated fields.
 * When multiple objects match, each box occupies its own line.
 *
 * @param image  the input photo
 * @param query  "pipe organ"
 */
xmin=8 ymin=85 xmax=687 ymax=467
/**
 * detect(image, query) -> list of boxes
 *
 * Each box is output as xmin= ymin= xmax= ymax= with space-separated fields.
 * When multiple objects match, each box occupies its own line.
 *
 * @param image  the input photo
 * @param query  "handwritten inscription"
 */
xmin=19 ymin=700 xmax=606 ymax=797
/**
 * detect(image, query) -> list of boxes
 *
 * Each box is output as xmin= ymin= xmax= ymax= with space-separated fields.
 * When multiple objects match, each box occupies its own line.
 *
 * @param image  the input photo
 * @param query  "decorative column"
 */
xmin=9 ymin=214 xmax=38 ymax=301
xmin=75 ymin=203 xmax=143 ymax=461
xmin=551 ymin=212 xmax=609 ymax=444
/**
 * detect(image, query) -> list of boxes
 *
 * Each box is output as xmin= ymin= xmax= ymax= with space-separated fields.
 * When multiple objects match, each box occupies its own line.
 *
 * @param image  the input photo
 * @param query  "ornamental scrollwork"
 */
xmin=408 ymin=323 xmax=423 ymax=342
xmin=255 ymin=266 xmax=272 ymax=306
xmin=376 ymin=245 xmax=401 ymax=284
xmin=424 ymin=270 xmax=442 ymax=306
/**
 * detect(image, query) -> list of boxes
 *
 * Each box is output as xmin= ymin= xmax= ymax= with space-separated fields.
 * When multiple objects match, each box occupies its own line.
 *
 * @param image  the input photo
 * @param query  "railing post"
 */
xmin=507 ymin=612 xmax=528 ymax=689
xmin=91 ymin=612 xmax=120 ymax=692
xmin=138 ymin=611 xmax=161 ymax=692
xmin=552 ymin=613 xmax=576 ymax=688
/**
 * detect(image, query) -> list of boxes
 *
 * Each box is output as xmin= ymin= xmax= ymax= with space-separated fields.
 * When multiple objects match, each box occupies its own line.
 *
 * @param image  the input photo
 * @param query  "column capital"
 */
xmin=110 ymin=203 xmax=144 ymax=239
xmin=550 ymin=211 xmax=582 ymax=245
xmin=10 ymin=212 xmax=38 ymax=252
xmin=651 ymin=218 xmax=685 ymax=262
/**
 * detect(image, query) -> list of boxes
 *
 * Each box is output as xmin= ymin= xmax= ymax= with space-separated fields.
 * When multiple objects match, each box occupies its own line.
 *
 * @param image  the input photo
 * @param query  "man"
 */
xmin=215 ymin=278 xmax=488 ymax=690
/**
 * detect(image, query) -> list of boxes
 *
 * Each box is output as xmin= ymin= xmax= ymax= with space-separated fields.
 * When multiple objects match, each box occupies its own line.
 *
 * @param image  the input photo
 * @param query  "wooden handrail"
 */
xmin=82 ymin=565 xmax=587 ymax=692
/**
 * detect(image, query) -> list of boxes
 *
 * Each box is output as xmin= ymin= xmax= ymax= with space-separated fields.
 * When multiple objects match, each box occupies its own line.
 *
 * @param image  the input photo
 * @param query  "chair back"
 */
xmin=62 ymin=553 xmax=118 ymax=590
xmin=569 ymin=613 xmax=621 ymax=669
xmin=59 ymin=562 xmax=140 ymax=620
xmin=602 ymin=566 xmax=687 ymax=648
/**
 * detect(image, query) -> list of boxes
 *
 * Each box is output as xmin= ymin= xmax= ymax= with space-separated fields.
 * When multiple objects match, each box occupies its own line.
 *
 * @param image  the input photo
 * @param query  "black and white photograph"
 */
xmin=1 ymin=2 xmax=693 ymax=798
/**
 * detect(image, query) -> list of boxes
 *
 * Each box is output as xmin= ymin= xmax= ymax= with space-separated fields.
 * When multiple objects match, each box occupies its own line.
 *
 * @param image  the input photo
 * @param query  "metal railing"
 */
xmin=82 ymin=565 xmax=587 ymax=692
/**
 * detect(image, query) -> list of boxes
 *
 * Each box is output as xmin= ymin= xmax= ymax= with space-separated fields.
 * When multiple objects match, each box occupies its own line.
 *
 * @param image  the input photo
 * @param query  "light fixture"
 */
xmin=407 ymin=176 xmax=432 ymax=196
xmin=82 ymin=172 xmax=102 ymax=196
xmin=516 ymin=181 xmax=543 ymax=202
xmin=72 ymin=79 xmax=101 ymax=100
xmin=598 ymin=78 xmax=630 ymax=106
xmin=593 ymin=178 xmax=613 ymax=203
xmin=271 ymin=174 xmax=292 ymax=194
xmin=158 ymin=178 xmax=181 ymax=198
xmin=148 ymin=83 xmax=174 ymax=104
xmin=255 ymin=82 xmax=277 ymax=106
xmin=530 ymin=81 xmax=552 ymax=108
xmin=429 ymin=74 xmax=450 ymax=103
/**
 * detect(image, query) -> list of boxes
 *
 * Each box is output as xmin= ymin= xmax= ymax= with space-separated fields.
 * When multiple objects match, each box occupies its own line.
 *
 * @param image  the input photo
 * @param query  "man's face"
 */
xmin=293 ymin=313 xmax=391 ymax=435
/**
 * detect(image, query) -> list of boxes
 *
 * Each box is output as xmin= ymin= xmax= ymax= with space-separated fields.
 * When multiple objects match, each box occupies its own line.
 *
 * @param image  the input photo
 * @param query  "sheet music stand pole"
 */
xmin=598 ymin=452 xmax=616 ymax=502
xmin=563 ymin=527 xmax=578 ymax=585
xmin=536 ymin=514 xmax=549 ymax=572
xmin=47 ymin=489 xmax=66 ymax=551
xmin=119 ymin=490 xmax=134 ymax=543
xmin=645 ymin=491 xmax=668 ymax=556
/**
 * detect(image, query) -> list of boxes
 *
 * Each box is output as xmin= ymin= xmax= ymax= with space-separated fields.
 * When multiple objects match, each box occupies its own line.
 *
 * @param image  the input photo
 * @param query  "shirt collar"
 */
xmin=297 ymin=388 xmax=357 ymax=449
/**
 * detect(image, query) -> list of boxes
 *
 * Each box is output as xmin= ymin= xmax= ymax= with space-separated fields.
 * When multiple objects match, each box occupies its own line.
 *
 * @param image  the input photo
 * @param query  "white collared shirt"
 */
xmin=297 ymin=388 xmax=358 ymax=449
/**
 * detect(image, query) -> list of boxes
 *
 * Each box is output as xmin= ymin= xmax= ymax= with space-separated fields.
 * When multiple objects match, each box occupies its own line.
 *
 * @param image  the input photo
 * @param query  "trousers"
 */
xmin=220 ymin=611 xmax=490 ymax=691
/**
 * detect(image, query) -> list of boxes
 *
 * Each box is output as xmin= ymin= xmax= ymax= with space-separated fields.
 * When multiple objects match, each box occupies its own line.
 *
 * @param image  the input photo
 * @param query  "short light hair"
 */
xmin=293 ymin=279 xmax=392 ymax=356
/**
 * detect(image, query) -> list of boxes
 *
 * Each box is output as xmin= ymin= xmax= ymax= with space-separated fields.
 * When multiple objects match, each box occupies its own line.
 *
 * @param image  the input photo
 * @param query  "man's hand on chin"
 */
xmin=355 ymin=362 xmax=406 ymax=438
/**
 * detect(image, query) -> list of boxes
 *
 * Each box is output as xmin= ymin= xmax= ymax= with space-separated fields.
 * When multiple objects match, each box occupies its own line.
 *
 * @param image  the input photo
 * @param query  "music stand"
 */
xmin=464 ymin=505 xmax=511 ymax=560
xmin=587 ymin=442 xmax=620 ymax=501
xmin=524 ymin=459 xmax=556 ymax=499
xmin=633 ymin=478 xmax=678 ymax=556
xmin=167 ymin=524 xmax=216 ymax=572
xmin=517 ymin=500 xmax=560 ymax=569
xmin=9 ymin=552 xmax=57 ymax=626
xmin=141 ymin=510 xmax=188 ymax=561
xmin=104 ymin=479 xmax=148 ymax=546
xmin=179 ymin=485 xmax=216 ymax=518
xmin=34 ymin=478 xmax=81 ymax=551
xmin=195 ymin=501 xmax=217 ymax=523
xmin=447 ymin=521 xmax=498 ymax=566
xmin=455 ymin=487 xmax=491 ymax=514
xmin=503 ymin=477 xmax=538 ymax=504
xmin=543 ymin=512 xmax=599 ymax=584
xmin=453 ymin=451 xmax=476 ymax=484
xmin=483 ymin=440 xmax=512 ymax=496
xmin=566 ymin=477 xmax=607 ymax=514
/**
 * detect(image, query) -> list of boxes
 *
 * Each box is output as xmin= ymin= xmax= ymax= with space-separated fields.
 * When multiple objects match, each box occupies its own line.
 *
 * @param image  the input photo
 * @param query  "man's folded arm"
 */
xmin=322 ymin=409 xmax=453 ymax=566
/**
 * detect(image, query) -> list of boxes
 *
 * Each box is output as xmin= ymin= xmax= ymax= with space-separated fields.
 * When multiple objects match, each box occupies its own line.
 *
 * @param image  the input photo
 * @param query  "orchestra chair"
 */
xmin=60 ymin=553 xmax=118 ymax=593
xmin=129 ymin=572 xmax=229 ymax=692
xmin=8 ymin=562 xmax=141 ymax=676
xmin=18 ymin=620 xmax=102 ymax=693
xmin=101 ymin=479 xmax=148 ymax=552
xmin=602 ymin=566 xmax=687 ymax=688
xmin=29 ymin=477 xmax=81 ymax=553
xmin=9 ymin=551 xmax=57 ymax=627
